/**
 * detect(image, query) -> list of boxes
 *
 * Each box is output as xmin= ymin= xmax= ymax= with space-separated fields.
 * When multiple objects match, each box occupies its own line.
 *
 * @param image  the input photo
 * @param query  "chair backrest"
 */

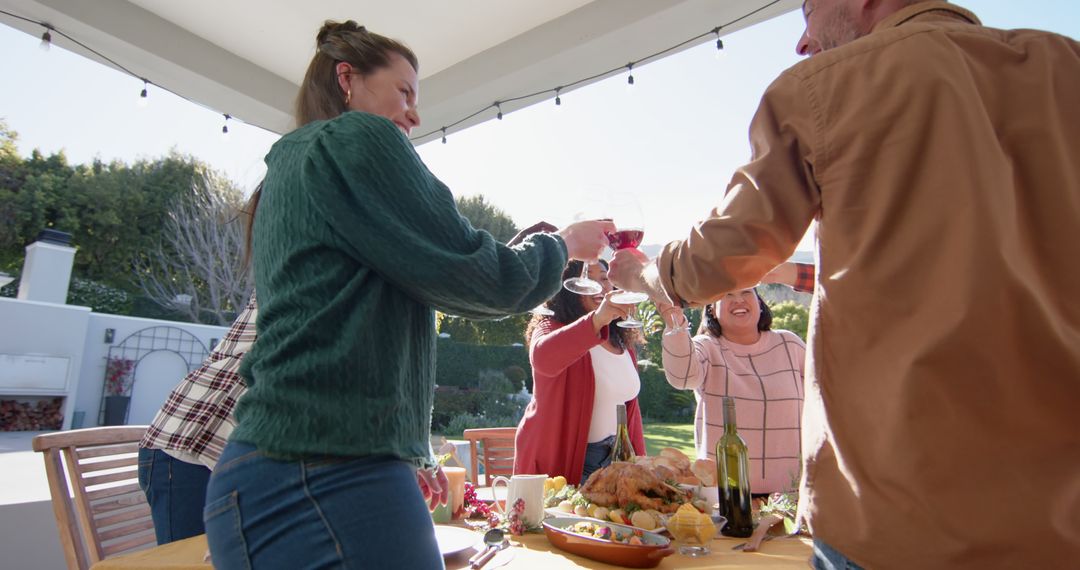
xmin=32 ymin=426 xmax=154 ymax=570
xmin=462 ymin=427 xmax=517 ymax=486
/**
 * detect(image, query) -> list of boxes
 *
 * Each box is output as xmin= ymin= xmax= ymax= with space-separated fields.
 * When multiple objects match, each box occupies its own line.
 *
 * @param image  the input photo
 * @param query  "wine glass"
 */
xmin=562 ymin=197 xmax=606 ymax=296
xmin=605 ymin=193 xmax=648 ymax=328
xmin=563 ymin=261 xmax=603 ymax=295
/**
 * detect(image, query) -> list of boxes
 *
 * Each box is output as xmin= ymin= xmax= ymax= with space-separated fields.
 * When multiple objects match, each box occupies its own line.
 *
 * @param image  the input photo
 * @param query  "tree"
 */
xmin=69 ymin=154 xmax=197 ymax=288
xmin=0 ymin=132 xmax=202 ymax=291
xmin=438 ymin=194 xmax=529 ymax=344
xmin=769 ymin=301 xmax=809 ymax=341
xmin=0 ymin=119 xmax=22 ymax=195
xmin=455 ymin=194 xmax=518 ymax=243
xmin=133 ymin=171 xmax=253 ymax=325
xmin=0 ymin=139 xmax=76 ymax=271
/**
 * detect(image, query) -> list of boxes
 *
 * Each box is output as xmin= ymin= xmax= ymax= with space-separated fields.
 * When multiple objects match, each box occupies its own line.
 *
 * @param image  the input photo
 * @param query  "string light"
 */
xmin=0 ymin=8 xmax=274 ymax=139
xmin=409 ymin=0 xmax=782 ymax=143
xmin=221 ymin=114 xmax=230 ymax=141
xmin=39 ymin=24 xmax=52 ymax=51
xmin=1 ymin=1 xmax=783 ymax=144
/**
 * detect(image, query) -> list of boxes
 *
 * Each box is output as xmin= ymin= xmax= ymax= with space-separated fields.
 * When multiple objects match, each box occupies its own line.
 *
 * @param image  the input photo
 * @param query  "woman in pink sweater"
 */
xmin=514 ymin=261 xmax=647 ymax=485
xmin=658 ymin=288 xmax=805 ymax=495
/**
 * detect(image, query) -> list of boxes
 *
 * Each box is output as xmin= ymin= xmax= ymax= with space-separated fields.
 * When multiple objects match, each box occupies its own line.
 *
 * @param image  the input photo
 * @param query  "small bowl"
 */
xmin=542 ymin=516 xmax=675 ymax=568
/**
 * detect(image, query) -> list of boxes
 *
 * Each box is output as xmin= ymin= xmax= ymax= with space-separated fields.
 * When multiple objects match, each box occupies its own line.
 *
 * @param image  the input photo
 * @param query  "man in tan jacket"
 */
xmin=610 ymin=1 xmax=1080 ymax=568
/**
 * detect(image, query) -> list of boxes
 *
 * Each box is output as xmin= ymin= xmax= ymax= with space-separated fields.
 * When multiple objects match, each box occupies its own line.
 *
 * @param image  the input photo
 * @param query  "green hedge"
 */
xmin=435 ymin=338 xmax=532 ymax=391
xmin=635 ymin=361 xmax=696 ymax=422
xmin=431 ymin=386 xmax=526 ymax=432
xmin=66 ymin=277 xmax=133 ymax=314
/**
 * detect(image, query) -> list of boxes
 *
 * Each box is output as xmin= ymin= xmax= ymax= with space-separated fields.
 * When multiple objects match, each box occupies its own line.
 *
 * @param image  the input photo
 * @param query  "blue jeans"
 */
xmin=204 ymin=440 xmax=444 ymax=570
xmin=581 ymin=436 xmax=614 ymax=484
xmin=137 ymin=448 xmax=212 ymax=545
xmin=812 ymin=539 xmax=866 ymax=570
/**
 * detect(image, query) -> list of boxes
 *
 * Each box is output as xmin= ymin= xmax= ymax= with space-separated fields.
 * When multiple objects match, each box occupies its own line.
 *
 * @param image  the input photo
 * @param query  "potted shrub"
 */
xmin=102 ymin=357 xmax=135 ymax=425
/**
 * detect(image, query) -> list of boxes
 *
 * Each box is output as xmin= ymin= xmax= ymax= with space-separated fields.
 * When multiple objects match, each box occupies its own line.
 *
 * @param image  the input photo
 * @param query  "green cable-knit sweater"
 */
xmin=233 ymin=112 xmax=567 ymax=468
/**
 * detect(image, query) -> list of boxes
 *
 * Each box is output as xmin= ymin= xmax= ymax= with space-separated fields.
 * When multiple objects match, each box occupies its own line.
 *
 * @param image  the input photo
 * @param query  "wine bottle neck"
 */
xmin=722 ymin=397 xmax=737 ymax=433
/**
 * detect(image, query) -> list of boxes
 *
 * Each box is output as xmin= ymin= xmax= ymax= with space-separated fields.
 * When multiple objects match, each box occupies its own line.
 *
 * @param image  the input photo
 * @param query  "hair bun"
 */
xmin=316 ymin=20 xmax=367 ymax=46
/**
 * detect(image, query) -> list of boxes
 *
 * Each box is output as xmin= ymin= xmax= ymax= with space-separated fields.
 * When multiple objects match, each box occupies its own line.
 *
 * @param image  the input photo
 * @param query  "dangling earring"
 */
xmin=345 ymin=88 xmax=352 ymax=106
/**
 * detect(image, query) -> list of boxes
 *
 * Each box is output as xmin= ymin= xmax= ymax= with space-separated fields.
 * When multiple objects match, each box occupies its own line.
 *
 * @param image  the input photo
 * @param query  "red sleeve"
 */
xmin=530 ymin=313 xmax=607 ymax=377
xmin=626 ymin=349 xmax=647 ymax=456
xmin=626 ymin=397 xmax=647 ymax=457
xmin=793 ymin=262 xmax=816 ymax=293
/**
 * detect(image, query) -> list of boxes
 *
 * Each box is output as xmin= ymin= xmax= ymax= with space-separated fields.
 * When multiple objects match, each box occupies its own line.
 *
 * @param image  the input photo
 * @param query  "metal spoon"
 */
xmin=467 ymin=528 xmax=505 ymax=566
xmin=471 ymin=536 xmax=508 ymax=570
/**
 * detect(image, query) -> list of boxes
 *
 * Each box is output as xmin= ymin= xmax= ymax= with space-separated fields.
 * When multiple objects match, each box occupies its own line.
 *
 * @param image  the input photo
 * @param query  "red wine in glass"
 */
xmin=607 ymin=229 xmax=645 ymax=250
xmin=607 ymin=227 xmax=648 ymax=327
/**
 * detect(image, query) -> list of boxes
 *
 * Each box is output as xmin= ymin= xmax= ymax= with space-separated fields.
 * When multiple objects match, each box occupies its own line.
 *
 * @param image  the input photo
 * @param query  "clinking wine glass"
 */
xmin=562 ymin=201 xmax=606 ymax=295
xmin=605 ymin=194 xmax=648 ymax=328
xmin=563 ymin=261 xmax=603 ymax=295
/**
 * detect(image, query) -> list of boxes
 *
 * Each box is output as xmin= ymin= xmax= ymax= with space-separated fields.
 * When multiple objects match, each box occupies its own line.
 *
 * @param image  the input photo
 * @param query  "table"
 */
xmin=91 ymin=530 xmax=812 ymax=569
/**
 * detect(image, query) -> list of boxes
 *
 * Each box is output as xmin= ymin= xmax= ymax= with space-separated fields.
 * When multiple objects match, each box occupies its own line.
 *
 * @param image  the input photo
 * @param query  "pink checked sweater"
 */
xmin=661 ymin=328 xmax=805 ymax=494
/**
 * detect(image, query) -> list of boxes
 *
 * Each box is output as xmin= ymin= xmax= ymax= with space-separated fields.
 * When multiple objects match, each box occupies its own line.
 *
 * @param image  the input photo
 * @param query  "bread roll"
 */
xmin=691 ymin=458 xmax=717 ymax=486
xmin=659 ymin=448 xmax=691 ymax=471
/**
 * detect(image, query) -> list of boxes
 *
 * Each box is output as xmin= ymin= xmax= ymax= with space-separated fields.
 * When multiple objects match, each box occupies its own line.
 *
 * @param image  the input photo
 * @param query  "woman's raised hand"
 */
xmin=558 ymin=219 xmax=616 ymax=262
xmin=592 ymin=290 xmax=633 ymax=333
xmin=507 ymin=221 xmax=559 ymax=247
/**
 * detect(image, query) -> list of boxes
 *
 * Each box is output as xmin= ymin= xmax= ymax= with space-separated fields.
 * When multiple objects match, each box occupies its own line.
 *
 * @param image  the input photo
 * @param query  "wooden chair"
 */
xmin=33 ymin=426 xmax=156 ymax=570
xmin=462 ymin=427 xmax=517 ymax=487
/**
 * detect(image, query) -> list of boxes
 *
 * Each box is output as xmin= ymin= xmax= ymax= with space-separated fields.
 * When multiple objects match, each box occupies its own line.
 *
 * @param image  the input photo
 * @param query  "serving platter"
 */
xmin=542 ymin=516 xmax=674 ymax=568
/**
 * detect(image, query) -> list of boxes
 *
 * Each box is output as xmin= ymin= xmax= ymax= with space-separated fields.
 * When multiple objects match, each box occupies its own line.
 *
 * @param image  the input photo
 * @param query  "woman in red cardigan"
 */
xmin=515 ymin=260 xmax=647 ymax=485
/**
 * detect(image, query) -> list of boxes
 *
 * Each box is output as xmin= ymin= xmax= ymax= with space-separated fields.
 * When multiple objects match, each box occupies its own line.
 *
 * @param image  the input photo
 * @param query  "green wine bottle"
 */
xmin=609 ymin=404 xmax=636 ymax=463
xmin=716 ymin=397 xmax=753 ymax=537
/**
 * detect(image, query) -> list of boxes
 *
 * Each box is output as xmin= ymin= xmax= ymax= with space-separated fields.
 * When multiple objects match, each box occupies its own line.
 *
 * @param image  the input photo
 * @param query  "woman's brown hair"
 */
xmin=242 ymin=20 xmax=419 ymax=267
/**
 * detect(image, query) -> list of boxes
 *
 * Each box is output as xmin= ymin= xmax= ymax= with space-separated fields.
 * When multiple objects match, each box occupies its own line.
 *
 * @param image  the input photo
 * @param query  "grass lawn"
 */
xmin=642 ymin=422 xmax=695 ymax=457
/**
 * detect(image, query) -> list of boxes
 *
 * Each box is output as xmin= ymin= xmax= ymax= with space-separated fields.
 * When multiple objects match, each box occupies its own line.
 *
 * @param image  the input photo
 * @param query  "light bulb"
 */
xmin=715 ymin=38 xmax=726 ymax=60
xmin=39 ymin=29 xmax=52 ymax=51
xmin=138 ymin=85 xmax=148 ymax=108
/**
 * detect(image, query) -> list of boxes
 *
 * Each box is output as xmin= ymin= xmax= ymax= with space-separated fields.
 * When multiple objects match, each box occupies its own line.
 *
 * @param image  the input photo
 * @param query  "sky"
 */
xmin=2 ymin=1 xmax=1078 ymax=251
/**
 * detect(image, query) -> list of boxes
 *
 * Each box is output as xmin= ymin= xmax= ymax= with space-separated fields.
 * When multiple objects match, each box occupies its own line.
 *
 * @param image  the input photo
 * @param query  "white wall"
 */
xmin=1 ymin=297 xmax=230 ymax=430
xmin=77 ymin=313 xmax=227 ymax=427
xmin=0 ymin=297 xmax=92 ymax=430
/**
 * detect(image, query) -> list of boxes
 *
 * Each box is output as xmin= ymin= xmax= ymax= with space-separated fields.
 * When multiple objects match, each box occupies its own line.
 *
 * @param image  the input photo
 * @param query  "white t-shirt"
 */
xmin=587 ymin=345 xmax=641 ymax=443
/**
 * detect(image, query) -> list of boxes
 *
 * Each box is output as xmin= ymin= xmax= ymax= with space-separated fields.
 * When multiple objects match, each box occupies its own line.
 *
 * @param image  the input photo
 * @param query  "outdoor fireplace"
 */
xmin=0 ymin=353 xmax=74 ymax=431
xmin=0 ymin=397 xmax=63 ymax=431
xmin=0 ymin=229 xmax=87 ymax=431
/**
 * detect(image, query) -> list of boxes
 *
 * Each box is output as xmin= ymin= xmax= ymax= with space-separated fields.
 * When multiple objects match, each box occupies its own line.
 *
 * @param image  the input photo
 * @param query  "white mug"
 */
xmin=491 ymin=473 xmax=547 ymax=527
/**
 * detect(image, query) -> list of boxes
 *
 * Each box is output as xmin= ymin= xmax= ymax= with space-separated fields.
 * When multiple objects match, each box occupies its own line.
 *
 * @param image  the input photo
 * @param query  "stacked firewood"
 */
xmin=0 ymin=398 xmax=63 ymax=431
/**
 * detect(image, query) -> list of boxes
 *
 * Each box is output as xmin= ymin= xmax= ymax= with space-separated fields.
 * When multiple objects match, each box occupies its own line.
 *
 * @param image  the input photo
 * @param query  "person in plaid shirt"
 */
xmin=137 ymin=292 xmax=256 ymax=545
xmin=761 ymin=261 xmax=815 ymax=293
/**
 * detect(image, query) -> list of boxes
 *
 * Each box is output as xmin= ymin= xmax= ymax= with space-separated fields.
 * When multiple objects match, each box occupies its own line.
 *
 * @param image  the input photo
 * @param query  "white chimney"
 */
xmin=17 ymin=230 xmax=76 ymax=304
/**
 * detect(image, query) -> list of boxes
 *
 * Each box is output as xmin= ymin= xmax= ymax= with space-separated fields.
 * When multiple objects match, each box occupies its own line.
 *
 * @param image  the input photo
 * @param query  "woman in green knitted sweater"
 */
xmin=204 ymin=21 xmax=613 ymax=569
